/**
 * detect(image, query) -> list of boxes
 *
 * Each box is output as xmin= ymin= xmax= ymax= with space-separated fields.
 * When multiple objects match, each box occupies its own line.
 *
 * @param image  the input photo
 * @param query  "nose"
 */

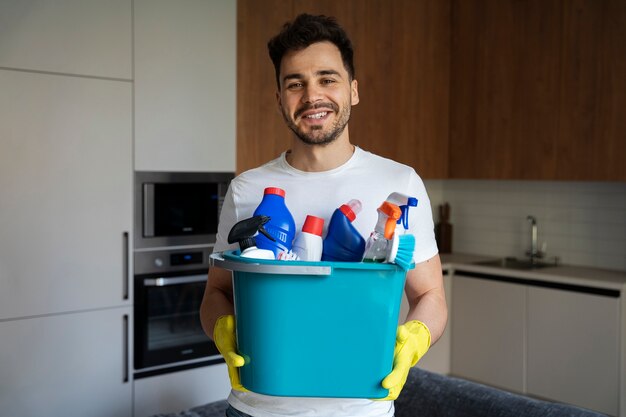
xmin=302 ymin=83 xmax=323 ymax=104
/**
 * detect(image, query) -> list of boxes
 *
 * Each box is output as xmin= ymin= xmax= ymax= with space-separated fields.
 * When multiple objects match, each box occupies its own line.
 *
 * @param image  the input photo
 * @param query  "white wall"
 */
xmin=425 ymin=180 xmax=626 ymax=271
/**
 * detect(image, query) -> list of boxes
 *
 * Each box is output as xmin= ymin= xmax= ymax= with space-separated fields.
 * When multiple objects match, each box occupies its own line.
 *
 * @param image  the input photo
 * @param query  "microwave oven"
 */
xmin=134 ymin=171 xmax=234 ymax=250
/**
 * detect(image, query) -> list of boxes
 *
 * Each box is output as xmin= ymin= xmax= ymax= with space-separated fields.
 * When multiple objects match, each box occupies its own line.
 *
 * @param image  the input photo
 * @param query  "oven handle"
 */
xmin=210 ymin=253 xmax=332 ymax=276
xmin=143 ymin=275 xmax=207 ymax=287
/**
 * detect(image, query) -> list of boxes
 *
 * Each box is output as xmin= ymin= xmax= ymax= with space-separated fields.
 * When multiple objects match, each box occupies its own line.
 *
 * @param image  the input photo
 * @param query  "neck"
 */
xmin=286 ymin=131 xmax=355 ymax=172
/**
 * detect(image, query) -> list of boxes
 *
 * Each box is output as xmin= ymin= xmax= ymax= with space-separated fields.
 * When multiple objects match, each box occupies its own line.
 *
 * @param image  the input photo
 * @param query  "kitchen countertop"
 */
xmin=439 ymin=253 xmax=626 ymax=291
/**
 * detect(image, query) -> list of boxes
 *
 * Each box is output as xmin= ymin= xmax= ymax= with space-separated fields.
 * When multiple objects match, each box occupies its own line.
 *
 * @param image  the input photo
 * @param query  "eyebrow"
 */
xmin=282 ymin=69 xmax=343 ymax=84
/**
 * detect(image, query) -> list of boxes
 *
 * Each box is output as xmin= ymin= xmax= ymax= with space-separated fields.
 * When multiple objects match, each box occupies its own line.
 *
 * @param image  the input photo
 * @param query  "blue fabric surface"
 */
xmin=394 ymin=368 xmax=608 ymax=417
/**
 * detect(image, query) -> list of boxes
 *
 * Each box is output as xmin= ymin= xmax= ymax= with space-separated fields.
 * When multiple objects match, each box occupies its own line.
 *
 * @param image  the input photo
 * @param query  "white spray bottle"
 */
xmin=386 ymin=192 xmax=418 ymax=234
xmin=362 ymin=201 xmax=402 ymax=262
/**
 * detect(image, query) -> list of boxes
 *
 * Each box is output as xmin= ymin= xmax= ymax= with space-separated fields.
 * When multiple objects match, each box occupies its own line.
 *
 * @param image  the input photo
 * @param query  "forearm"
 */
xmin=405 ymin=287 xmax=448 ymax=344
xmin=403 ymin=254 xmax=448 ymax=344
xmin=200 ymin=267 xmax=235 ymax=340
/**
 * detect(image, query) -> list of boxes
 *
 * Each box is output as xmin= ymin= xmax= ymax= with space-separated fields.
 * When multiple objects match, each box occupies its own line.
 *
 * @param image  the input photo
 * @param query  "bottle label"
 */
xmin=265 ymin=225 xmax=288 ymax=246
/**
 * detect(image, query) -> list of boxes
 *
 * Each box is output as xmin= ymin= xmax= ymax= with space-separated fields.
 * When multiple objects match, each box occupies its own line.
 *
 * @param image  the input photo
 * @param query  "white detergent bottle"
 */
xmin=292 ymin=215 xmax=324 ymax=261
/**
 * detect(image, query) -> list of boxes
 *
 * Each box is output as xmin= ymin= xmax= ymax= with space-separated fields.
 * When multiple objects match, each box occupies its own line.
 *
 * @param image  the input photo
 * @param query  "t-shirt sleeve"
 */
xmin=213 ymin=183 xmax=239 ymax=253
xmin=406 ymin=170 xmax=439 ymax=263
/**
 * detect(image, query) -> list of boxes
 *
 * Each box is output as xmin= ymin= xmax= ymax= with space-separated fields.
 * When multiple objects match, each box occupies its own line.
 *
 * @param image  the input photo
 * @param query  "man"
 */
xmin=200 ymin=13 xmax=447 ymax=417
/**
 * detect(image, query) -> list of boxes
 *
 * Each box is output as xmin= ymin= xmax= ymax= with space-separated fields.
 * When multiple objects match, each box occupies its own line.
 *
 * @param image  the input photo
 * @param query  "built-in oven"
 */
xmin=133 ymin=171 xmax=233 ymax=378
xmin=134 ymin=248 xmax=222 ymax=378
xmin=134 ymin=171 xmax=233 ymax=250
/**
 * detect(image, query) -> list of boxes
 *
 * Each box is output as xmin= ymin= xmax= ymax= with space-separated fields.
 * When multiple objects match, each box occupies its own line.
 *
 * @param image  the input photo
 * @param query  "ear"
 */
xmin=276 ymin=90 xmax=282 ymax=111
xmin=351 ymin=79 xmax=359 ymax=105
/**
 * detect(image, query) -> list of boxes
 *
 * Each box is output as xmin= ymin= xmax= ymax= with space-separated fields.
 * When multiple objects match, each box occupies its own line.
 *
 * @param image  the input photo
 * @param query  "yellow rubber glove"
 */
xmin=213 ymin=315 xmax=248 ymax=392
xmin=381 ymin=320 xmax=431 ymax=400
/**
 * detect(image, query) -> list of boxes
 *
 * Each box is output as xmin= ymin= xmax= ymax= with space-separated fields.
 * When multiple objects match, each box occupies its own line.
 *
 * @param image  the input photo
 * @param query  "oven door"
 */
xmin=134 ymin=271 xmax=220 ymax=371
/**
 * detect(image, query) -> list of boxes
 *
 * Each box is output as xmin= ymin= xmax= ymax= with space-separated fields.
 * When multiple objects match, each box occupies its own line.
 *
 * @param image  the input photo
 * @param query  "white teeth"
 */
xmin=306 ymin=112 xmax=327 ymax=119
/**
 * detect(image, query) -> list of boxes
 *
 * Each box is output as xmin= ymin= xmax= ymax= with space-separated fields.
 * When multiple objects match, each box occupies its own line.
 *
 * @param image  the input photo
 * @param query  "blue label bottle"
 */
xmin=321 ymin=200 xmax=366 ymax=262
xmin=252 ymin=187 xmax=296 ymax=257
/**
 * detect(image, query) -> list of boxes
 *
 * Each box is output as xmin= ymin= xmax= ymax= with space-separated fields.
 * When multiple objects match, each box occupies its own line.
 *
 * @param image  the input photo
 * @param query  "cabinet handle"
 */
xmin=123 ymin=314 xmax=129 ymax=383
xmin=123 ymin=231 xmax=129 ymax=300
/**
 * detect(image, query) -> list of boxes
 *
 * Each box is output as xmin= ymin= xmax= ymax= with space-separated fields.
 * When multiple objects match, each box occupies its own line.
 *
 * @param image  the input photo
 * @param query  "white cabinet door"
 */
xmin=0 ymin=70 xmax=132 ymax=319
xmin=134 ymin=363 xmax=231 ymax=417
xmin=451 ymin=275 xmax=525 ymax=393
xmin=134 ymin=0 xmax=236 ymax=172
xmin=0 ymin=307 xmax=132 ymax=417
xmin=0 ymin=0 xmax=131 ymax=79
xmin=527 ymin=287 xmax=620 ymax=416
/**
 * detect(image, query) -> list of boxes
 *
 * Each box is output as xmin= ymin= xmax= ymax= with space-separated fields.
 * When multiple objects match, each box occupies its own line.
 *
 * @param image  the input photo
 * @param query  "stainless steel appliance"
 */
xmin=133 ymin=171 xmax=233 ymax=378
xmin=134 ymin=248 xmax=222 ymax=378
xmin=134 ymin=171 xmax=233 ymax=250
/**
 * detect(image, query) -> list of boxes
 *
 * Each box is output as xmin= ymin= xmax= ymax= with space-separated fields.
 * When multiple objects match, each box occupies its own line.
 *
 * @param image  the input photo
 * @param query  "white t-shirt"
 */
xmin=213 ymin=146 xmax=438 ymax=417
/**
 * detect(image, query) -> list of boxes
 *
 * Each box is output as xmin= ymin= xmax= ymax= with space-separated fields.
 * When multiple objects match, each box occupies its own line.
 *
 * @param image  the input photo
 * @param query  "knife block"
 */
xmin=435 ymin=203 xmax=452 ymax=254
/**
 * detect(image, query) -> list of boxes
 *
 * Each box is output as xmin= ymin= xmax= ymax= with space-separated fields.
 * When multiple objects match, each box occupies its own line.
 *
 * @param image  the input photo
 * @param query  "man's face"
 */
xmin=277 ymin=41 xmax=359 ymax=146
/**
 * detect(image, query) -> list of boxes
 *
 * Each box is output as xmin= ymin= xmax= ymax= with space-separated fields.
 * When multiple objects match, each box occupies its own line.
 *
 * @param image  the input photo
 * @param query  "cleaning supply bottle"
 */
xmin=362 ymin=201 xmax=402 ymax=263
xmin=252 ymin=187 xmax=296 ymax=258
xmin=321 ymin=199 xmax=366 ymax=262
xmin=227 ymin=215 xmax=276 ymax=259
xmin=386 ymin=192 xmax=418 ymax=233
xmin=292 ymin=215 xmax=324 ymax=261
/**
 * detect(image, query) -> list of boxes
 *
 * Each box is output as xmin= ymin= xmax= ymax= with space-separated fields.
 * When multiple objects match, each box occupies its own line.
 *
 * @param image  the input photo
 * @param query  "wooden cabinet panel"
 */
xmin=556 ymin=0 xmax=626 ymax=181
xmin=449 ymin=0 xmax=626 ymax=180
xmin=237 ymin=0 xmax=450 ymax=178
xmin=449 ymin=0 xmax=562 ymax=179
xmin=236 ymin=0 xmax=294 ymax=174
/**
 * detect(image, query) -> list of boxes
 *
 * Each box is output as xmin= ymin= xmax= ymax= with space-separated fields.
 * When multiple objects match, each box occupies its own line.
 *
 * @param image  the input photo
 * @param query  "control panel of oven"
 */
xmin=134 ymin=246 xmax=213 ymax=275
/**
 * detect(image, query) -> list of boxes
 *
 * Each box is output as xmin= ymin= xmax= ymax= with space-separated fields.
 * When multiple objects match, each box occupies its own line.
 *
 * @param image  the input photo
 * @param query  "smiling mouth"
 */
xmin=304 ymin=111 xmax=328 ymax=119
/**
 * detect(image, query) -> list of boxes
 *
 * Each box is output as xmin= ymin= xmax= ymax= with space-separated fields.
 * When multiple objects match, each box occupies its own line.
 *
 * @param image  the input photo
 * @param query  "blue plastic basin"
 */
xmin=212 ymin=250 xmax=411 ymax=398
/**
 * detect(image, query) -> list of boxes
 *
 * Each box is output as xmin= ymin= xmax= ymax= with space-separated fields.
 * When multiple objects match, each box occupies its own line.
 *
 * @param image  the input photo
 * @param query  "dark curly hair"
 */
xmin=267 ymin=13 xmax=355 ymax=88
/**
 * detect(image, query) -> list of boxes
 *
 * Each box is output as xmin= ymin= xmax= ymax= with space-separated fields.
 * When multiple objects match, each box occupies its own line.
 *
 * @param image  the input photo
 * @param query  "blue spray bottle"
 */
xmin=253 ymin=187 xmax=296 ymax=258
xmin=321 ymin=199 xmax=366 ymax=262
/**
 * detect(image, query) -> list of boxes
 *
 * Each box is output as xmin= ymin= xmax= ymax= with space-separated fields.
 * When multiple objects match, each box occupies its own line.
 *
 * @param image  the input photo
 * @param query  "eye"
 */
xmin=286 ymin=82 xmax=304 ymax=90
xmin=321 ymin=78 xmax=336 ymax=85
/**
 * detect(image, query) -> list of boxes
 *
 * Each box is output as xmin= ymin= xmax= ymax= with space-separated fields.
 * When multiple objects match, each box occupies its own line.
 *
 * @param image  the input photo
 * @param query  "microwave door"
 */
xmin=143 ymin=183 xmax=155 ymax=237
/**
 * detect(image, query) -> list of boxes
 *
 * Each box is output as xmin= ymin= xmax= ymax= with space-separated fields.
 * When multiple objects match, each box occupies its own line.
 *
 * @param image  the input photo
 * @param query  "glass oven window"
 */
xmin=153 ymin=183 xmax=218 ymax=236
xmin=146 ymin=280 xmax=208 ymax=351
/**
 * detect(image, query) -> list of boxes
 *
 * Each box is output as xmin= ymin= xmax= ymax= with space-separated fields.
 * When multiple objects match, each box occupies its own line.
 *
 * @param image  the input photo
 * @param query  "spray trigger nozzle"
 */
xmin=228 ymin=215 xmax=276 ymax=255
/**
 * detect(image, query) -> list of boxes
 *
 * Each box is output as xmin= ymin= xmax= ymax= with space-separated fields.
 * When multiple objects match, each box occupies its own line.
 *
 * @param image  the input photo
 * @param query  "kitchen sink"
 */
xmin=473 ymin=257 xmax=557 ymax=270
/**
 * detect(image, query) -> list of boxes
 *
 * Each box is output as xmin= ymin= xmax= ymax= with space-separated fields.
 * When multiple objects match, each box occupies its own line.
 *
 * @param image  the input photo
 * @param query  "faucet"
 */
xmin=526 ymin=215 xmax=544 ymax=264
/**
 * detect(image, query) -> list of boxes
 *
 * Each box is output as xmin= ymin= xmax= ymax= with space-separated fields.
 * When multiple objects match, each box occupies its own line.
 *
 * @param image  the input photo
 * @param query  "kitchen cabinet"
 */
xmin=0 ymin=0 xmax=131 ymax=79
xmin=134 ymin=0 xmax=236 ymax=172
xmin=0 ymin=70 xmax=132 ymax=320
xmin=237 ymin=0 xmax=450 ymax=177
xmin=134 ymin=363 xmax=231 ymax=417
xmin=527 ymin=287 xmax=620 ymax=416
xmin=554 ymin=0 xmax=626 ymax=181
xmin=449 ymin=0 xmax=626 ymax=181
xmin=0 ymin=307 xmax=132 ymax=417
xmin=451 ymin=271 xmax=621 ymax=416
xmin=450 ymin=275 xmax=525 ymax=393
xmin=449 ymin=0 xmax=561 ymax=180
